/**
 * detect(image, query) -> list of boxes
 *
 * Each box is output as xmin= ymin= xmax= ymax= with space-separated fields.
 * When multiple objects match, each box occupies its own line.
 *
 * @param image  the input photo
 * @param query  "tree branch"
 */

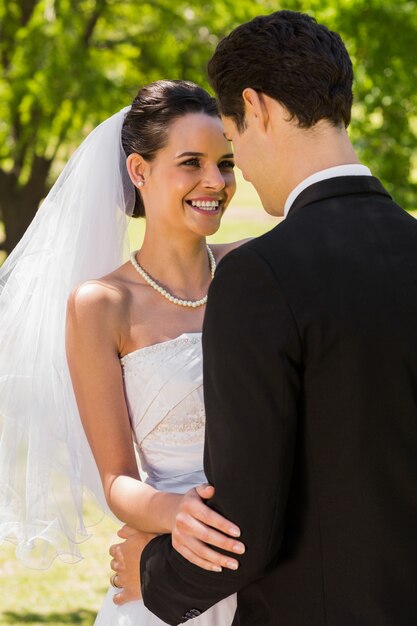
xmin=49 ymin=117 xmax=73 ymax=162
xmin=83 ymin=0 xmax=107 ymax=47
xmin=0 ymin=3 xmax=16 ymax=70
xmin=18 ymin=0 xmax=39 ymax=27
xmin=95 ymin=36 xmax=145 ymax=50
xmin=11 ymin=112 xmax=27 ymax=177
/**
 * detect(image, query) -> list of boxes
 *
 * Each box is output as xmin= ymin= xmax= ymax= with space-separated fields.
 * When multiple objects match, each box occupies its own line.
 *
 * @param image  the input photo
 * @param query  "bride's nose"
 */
xmin=203 ymin=165 xmax=226 ymax=191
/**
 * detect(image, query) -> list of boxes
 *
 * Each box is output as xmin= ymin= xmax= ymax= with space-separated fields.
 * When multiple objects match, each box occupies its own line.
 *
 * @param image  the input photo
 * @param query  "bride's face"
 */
xmin=138 ymin=112 xmax=236 ymax=237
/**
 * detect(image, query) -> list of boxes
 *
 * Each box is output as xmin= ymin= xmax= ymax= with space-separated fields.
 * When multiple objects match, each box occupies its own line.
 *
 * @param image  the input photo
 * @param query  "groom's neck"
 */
xmin=272 ymin=120 xmax=360 ymax=211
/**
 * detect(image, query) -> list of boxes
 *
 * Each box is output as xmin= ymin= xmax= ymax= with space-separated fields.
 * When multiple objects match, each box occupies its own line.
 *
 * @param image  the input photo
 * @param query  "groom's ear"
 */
xmin=242 ymin=88 xmax=269 ymax=135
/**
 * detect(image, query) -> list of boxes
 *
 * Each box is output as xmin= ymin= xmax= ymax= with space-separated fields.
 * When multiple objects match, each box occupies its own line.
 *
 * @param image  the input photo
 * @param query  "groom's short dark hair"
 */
xmin=208 ymin=10 xmax=353 ymax=131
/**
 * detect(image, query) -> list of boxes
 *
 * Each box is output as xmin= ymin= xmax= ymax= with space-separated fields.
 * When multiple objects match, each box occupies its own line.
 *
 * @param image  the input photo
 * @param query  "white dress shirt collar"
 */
xmin=284 ymin=164 xmax=372 ymax=217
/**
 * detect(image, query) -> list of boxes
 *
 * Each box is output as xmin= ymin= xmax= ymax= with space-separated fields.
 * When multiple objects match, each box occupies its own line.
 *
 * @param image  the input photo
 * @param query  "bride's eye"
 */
xmin=219 ymin=160 xmax=235 ymax=170
xmin=182 ymin=158 xmax=200 ymax=167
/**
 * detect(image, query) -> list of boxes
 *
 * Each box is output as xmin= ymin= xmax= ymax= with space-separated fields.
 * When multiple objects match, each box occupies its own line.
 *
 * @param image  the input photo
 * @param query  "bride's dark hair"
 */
xmin=122 ymin=80 xmax=218 ymax=218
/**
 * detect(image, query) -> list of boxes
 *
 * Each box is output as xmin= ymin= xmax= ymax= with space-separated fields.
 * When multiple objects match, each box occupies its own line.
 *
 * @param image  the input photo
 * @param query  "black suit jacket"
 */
xmin=140 ymin=176 xmax=417 ymax=625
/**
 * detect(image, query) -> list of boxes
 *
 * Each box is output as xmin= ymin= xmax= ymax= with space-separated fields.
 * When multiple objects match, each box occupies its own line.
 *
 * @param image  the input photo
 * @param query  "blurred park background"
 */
xmin=1 ymin=0 xmax=417 ymax=265
xmin=0 ymin=0 xmax=416 ymax=623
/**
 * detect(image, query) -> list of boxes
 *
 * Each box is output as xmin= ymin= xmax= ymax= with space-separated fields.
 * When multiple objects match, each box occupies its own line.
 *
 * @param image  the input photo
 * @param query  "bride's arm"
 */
xmin=66 ymin=281 xmax=181 ymax=534
xmin=66 ymin=281 xmax=243 ymax=569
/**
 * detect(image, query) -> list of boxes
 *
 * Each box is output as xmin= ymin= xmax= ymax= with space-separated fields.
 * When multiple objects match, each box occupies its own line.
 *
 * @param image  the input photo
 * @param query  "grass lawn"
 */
xmin=0 ymin=504 xmax=120 ymax=626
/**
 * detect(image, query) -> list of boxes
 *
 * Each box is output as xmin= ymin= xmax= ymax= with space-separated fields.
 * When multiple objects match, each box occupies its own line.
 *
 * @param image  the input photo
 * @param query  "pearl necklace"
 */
xmin=129 ymin=246 xmax=216 ymax=308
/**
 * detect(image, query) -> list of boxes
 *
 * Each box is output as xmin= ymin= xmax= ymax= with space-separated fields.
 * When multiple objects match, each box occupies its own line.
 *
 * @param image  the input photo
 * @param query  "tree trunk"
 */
xmin=1 ymin=190 xmax=43 ymax=255
xmin=0 ymin=155 xmax=52 ymax=256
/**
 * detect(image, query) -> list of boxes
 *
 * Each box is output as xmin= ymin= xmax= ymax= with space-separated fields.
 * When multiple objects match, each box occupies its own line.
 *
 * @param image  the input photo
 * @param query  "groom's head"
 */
xmin=208 ymin=11 xmax=355 ymax=213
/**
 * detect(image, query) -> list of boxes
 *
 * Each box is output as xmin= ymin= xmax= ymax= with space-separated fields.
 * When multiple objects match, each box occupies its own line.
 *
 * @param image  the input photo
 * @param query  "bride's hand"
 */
xmin=171 ymin=484 xmax=245 ymax=572
xmin=109 ymin=525 xmax=157 ymax=605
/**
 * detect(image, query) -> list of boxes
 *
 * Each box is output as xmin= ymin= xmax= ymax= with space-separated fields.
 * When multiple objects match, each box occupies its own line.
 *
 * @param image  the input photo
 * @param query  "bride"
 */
xmin=0 ymin=80 xmax=247 ymax=625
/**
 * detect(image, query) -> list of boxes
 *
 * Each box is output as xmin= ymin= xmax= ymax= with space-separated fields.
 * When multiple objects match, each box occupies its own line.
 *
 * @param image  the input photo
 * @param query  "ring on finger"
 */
xmin=110 ymin=573 xmax=122 ymax=589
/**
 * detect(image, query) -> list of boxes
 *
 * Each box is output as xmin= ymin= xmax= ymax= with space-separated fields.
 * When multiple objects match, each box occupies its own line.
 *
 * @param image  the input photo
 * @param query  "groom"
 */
xmin=118 ymin=11 xmax=417 ymax=625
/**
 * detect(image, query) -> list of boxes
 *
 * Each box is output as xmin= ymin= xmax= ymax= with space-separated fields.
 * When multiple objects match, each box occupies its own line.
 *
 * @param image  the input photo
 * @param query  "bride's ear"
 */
xmin=242 ymin=88 xmax=269 ymax=134
xmin=126 ymin=153 xmax=146 ymax=188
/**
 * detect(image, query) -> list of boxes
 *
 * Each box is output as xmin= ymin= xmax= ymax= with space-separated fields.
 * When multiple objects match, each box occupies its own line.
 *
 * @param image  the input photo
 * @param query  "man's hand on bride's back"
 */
xmin=171 ymin=484 xmax=245 ymax=572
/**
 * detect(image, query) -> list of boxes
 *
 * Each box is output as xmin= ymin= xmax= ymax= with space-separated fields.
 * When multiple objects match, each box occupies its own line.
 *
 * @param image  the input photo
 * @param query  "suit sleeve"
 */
xmin=140 ymin=246 xmax=302 ymax=624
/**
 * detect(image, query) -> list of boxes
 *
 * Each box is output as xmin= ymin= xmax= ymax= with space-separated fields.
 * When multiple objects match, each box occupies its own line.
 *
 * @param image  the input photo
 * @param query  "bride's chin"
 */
xmin=187 ymin=222 xmax=221 ymax=238
xmin=184 ymin=213 xmax=223 ymax=238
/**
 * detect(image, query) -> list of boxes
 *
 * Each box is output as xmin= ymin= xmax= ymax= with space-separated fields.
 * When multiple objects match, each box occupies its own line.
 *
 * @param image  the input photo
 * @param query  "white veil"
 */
xmin=0 ymin=107 xmax=135 ymax=568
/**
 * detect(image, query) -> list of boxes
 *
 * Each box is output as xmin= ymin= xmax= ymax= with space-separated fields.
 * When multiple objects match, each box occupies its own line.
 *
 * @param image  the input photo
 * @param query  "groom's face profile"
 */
xmin=221 ymin=116 xmax=249 ymax=182
xmin=222 ymin=111 xmax=280 ymax=217
xmin=221 ymin=92 xmax=292 ymax=217
xmin=208 ymin=11 xmax=355 ymax=215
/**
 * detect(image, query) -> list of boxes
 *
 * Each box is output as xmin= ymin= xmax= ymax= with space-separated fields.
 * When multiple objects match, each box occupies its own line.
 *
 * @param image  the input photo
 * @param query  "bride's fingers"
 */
xmin=109 ymin=543 xmax=123 ymax=559
xmin=195 ymin=483 xmax=215 ymax=499
xmin=117 ymin=525 xmax=137 ymax=539
xmin=179 ymin=507 xmax=245 ymax=553
xmin=174 ymin=540 xmax=224 ymax=572
xmin=187 ymin=496 xmax=241 ymax=538
xmin=113 ymin=588 xmax=142 ymax=606
xmin=110 ymin=558 xmax=124 ymax=572
xmin=113 ymin=569 xmax=138 ymax=591
xmin=174 ymin=514 xmax=245 ymax=558
xmin=174 ymin=535 xmax=240 ymax=571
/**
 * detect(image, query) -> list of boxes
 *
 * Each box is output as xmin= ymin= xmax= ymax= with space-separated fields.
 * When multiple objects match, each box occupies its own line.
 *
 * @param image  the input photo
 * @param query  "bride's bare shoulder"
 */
xmin=67 ymin=263 xmax=133 ymax=322
xmin=210 ymin=238 xmax=253 ymax=263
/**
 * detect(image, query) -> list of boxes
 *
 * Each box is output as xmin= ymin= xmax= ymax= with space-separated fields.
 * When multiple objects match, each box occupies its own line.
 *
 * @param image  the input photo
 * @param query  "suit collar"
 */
xmin=286 ymin=176 xmax=391 ymax=218
xmin=284 ymin=165 xmax=372 ymax=216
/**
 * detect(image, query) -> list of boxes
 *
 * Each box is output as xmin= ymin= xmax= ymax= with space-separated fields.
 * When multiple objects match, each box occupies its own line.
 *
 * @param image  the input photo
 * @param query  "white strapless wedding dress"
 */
xmin=94 ymin=333 xmax=237 ymax=626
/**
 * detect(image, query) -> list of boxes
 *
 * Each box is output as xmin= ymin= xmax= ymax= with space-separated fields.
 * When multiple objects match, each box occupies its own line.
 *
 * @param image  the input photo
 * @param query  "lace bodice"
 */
xmin=120 ymin=332 xmax=206 ymax=493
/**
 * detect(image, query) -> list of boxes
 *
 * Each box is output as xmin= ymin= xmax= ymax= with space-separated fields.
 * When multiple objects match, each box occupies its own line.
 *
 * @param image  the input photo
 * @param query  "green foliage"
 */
xmin=0 ymin=0 xmax=416 ymax=256
xmin=333 ymin=0 xmax=417 ymax=207
xmin=0 ymin=0 xmax=275 ymax=178
xmin=0 ymin=0 xmax=279 ymax=253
